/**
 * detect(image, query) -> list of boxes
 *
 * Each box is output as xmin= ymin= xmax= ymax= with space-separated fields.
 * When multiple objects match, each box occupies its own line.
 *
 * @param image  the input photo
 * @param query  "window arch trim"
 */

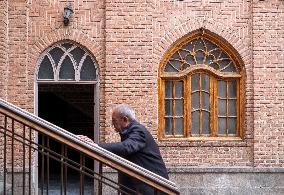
xmin=36 ymin=40 xmax=99 ymax=83
xmin=158 ymin=28 xmax=245 ymax=141
xmin=161 ymin=66 xmax=242 ymax=79
xmin=159 ymin=28 xmax=244 ymax=77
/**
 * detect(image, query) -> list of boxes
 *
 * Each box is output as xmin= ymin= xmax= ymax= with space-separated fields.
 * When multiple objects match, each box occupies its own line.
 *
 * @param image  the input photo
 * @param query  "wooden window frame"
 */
xmin=158 ymin=28 xmax=245 ymax=142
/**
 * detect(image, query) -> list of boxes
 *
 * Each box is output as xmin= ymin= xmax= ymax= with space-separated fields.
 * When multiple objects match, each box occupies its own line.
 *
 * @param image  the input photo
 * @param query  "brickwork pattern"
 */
xmin=0 ymin=0 xmax=106 ymax=170
xmin=104 ymin=0 xmax=254 ymax=166
xmin=0 ymin=0 xmax=283 ymax=169
xmin=253 ymin=0 xmax=284 ymax=167
xmin=104 ymin=0 xmax=155 ymax=142
xmin=0 ymin=0 xmax=8 ymax=99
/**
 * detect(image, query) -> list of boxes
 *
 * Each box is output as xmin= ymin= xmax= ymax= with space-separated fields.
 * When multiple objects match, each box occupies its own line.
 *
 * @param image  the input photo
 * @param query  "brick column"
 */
xmin=253 ymin=0 xmax=284 ymax=167
xmin=0 ymin=0 xmax=8 ymax=99
xmin=104 ymin=0 xmax=154 ymax=141
xmin=7 ymin=0 xmax=29 ymax=107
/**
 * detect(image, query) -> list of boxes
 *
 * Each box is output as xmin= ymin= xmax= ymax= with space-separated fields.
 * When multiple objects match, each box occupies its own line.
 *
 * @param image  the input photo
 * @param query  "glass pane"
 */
xmin=38 ymin=56 xmax=54 ymax=80
xmin=205 ymin=41 xmax=217 ymax=52
xmin=59 ymin=56 xmax=75 ymax=80
xmin=228 ymin=118 xmax=236 ymax=134
xmin=196 ymin=50 xmax=204 ymax=64
xmin=202 ymin=92 xmax=210 ymax=110
xmin=174 ymin=99 xmax=183 ymax=116
xmin=182 ymin=63 xmax=190 ymax=70
xmin=192 ymin=92 xmax=199 ymax=110
xmin=209 ymin=63 xmax=219 ymax=70
xmin=191 ymin=111 xmax=199 ymax=135
xmin=220 ymin=52 xmax=229 ymax=59
xmin=71 ymin=47 xmax=86 ymax=64
xmin=191 ymin=74 xmax=199 ymax=91
xmin=165 ymin=118 xmax=172 ymax=135
xmin=202 ymin=111 xmax=210 ymax=134
xmin=218 ymin=117 xmax=226 ymax=135
xmin=175 ymin=118 xmax=183 ymax=135
xmin=49 ymin=47 xmax=64 ymax=67
xmin=201 ymin=74 xmax=209 ymax=91
xmin=219 ymin=59 xmax=231 ymax=69
xmin=182 ymin=42 xmax=194 ymax=51
xmin=218 ymin=81 xmax=226 ymax=97
xmin=170 ymin=60 xmax=182 ymax=70
xmin=211 ymin=49 xmax=221 ymax=59
xmin=165 ymin=100 xmax=172 ymax=116
xmin=165 ymin=81 xmax=172 ymax=98
xmin=178 ymin=50 xmax=188 ymax=60
xmin=185 ymin=54 xmax=195 ymax=65
xmin=174 ymin=81 xmax=183 ymax=98
xmin=171 ymin=52 xmax=180 ymax=59
xmin=228 ymin=100 xmax=236 ymax=115
xmin=218 ymin=99 xmax=226 ymax=116
xmin=62 ymin=43 xmax=73 ymax=50
xmin=228 ymin=81 xmax=236 ymax=97
xmin=194 ymin=39 xmax=204 ymax=51
xmin=205 ymin=55 xmax=214 ymax=65
xmin=80 ymin=56 xmax=97 ymax=81
xmin=223 ymin=64 xmax=236 ymax=72
xmin=164 ymin=63 xmax=178 ymax=72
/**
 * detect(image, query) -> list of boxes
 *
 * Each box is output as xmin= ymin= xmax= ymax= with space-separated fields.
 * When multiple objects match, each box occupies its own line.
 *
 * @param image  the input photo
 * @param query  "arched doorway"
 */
xmin=35 ymin=41 xmax=99 ymax=193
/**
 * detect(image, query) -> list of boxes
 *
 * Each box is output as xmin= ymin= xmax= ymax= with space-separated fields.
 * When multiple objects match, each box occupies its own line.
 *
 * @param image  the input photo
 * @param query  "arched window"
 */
xmin=37 ymin=42 xmax=98 ymax=82
xmin=158 ymin=29 xmax=244 ymax=141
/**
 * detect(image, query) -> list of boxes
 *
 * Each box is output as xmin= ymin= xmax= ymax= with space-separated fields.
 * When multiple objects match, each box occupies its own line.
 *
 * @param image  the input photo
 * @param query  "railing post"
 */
xmin=46 ymin=137 xmax=50 ymax=195
xmin=11 ymin=119 xmax=14 ymax=195
xmin=40 ymin=135 xmax=45 ymax=195
xmin=0 ymin=99 xmax=179 ymax=195
xmin=98 ymin=162 xmax=103 ymax=195
xmin=4 ymin=116 xmax=7 ymax=195
xmin=28 ymin=127 xmax=32 ymax=195
xmin=23 ymin=125 xmax=26 ymax=195
xmin=79 ymin=154 xmax=85 ymax=195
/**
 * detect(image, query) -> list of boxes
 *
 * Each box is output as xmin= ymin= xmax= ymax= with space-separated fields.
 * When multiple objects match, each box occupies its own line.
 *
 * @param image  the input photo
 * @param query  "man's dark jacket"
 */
xmin=99 ymin=120 xmax=168 ymax=194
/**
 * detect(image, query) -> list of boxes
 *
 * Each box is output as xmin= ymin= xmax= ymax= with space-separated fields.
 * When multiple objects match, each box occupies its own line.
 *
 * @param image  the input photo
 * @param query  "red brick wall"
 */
xmin=0 ymin=0 xmax=8 ymax=99
xmin=158 ymin=0 xmax=254 ymax=166
xmin=104 ymin=0 xmax=254 ymax=166
xmin=0 ymin=0 xmax=283 ymax=168
xmin=253 ymin=1 xmax=284 ymax=167
xmin=104 ymin=0 xmax=155 ymax=143
xmin=7 ymin=1 xmax=29 ymax=108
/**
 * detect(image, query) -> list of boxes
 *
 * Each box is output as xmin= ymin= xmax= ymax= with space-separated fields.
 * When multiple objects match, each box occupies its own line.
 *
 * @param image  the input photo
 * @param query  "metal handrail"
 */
xmin=0 ymin=98 xmax=179 ymax=194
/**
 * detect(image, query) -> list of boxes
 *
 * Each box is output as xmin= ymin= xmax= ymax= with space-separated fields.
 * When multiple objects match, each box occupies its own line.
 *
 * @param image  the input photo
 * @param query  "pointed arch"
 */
xmin=36 ymin=40 xmax=99 ymax=82
xmin=158 ymin=28 xmax=245 ymax=141
xmin=30 ymin=28 xmax=103 ymax=82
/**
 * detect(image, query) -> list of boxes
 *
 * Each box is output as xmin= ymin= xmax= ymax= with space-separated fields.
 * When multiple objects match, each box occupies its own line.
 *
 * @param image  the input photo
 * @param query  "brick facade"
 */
xmin=0 ymin=0 xmax=8 ymax=99
xmin=0 ymin=0 xmax=283 ymax=193
xmin=253 ymin=0 xmax=284 ymax=167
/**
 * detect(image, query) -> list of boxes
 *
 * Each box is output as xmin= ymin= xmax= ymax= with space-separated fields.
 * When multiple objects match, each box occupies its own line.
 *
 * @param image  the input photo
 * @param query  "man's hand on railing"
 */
xmin=77 ymin=135 xmax=97 ymax=145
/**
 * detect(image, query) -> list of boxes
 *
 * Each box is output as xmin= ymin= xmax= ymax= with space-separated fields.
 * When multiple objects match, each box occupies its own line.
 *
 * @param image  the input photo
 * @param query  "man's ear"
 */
xmin=122 ymin=116 xmax=129 ymax=123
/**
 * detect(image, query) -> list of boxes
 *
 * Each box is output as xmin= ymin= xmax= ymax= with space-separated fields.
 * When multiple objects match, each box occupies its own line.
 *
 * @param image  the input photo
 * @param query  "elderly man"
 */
xmin=79 ymin=104 xmax=168 ymax=194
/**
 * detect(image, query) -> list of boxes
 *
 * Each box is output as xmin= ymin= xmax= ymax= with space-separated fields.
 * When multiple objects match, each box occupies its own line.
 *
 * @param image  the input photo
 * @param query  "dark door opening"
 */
xmin=38 ymin=84 xmax=95 ymax=194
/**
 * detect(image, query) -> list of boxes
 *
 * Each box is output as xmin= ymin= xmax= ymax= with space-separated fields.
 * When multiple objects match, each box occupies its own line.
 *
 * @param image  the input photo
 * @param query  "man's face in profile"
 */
xmin=111 ymin=110 xmax=128 ymax=133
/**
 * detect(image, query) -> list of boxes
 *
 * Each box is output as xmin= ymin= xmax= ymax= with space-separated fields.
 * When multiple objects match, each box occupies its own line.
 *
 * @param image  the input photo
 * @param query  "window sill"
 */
xmin=158 ymin=137 xmax=250 ymax=147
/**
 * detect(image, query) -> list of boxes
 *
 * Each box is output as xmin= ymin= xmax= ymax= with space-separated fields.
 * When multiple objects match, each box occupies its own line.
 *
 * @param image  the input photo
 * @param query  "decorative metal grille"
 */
xmin=164 ymin=37 xmax=238 ymax=73
xmin=37 ymin=42 xmax=98 ymax=82
xmin=159 ymin=30 xmax=243 ymax=139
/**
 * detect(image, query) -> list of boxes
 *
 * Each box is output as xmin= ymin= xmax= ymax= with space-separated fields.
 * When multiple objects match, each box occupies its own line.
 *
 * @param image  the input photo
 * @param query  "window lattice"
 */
xmin=164 ymin=38 xmax=237 ymax=73
xmin=37 ymin=42 xmax=98 ymax=81
xmin=159 ymin=29 xmax=243 ymax=140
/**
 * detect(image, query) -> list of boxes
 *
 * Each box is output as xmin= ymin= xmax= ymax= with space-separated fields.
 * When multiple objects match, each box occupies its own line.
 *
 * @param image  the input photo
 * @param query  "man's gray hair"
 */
xmin=114 ymin=104 xmax=136 ymax=121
